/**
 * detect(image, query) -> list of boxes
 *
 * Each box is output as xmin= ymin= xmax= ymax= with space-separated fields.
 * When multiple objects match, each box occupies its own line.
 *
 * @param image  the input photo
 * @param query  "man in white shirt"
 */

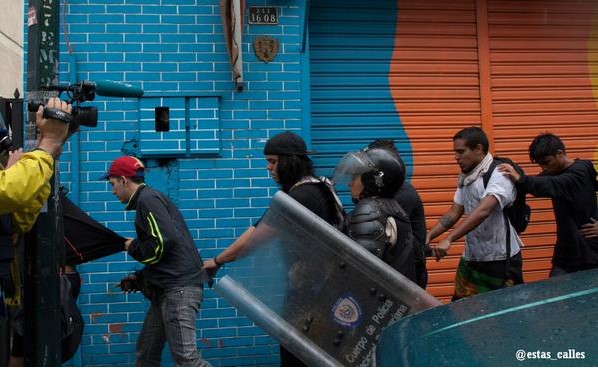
xmin=426 ymin=127 xmax=524 ymax=300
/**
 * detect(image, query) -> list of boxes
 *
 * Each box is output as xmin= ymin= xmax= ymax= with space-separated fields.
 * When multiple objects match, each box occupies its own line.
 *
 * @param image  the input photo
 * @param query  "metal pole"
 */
xmin=217 ymin=276 xmax=342 ymax=367
xmin=23 ymin=0 xmax=62 ymax=365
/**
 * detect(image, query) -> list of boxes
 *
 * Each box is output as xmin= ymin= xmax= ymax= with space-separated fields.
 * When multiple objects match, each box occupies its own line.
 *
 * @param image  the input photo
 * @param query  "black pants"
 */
xmin=415 ymin=260 xmax=428 ymax=289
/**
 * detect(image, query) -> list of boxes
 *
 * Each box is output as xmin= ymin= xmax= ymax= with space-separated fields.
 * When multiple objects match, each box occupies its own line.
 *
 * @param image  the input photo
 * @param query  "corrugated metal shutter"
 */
xmin=309 ymin=0 xmax=407 ymax=192
xmin=310 ymin=0 xmax=598 ymax=302
xmin=310 ymin=0 xmax=481 ymax=301
xmin=388 ymin=0 xmax=481 ymax=301
xmin=487 ymin=0 xmax=598 ymax=282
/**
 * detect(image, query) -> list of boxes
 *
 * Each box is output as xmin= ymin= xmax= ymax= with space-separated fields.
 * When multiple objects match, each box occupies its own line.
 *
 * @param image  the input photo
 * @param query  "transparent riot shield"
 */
xmin=215 ymin=191 xmax=441 ymax=366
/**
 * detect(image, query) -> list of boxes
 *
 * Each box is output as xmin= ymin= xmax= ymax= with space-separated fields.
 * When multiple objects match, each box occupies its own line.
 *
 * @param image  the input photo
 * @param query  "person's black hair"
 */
xmin=453 ymin=126 xmax=489 ymax=154
xmin=277 ymin=154 xmax=314 ymax=192
xmin=368 ymin=139 xmax=399 ymax=155
xmin=528 ymin=133 xmax=566 ymax=163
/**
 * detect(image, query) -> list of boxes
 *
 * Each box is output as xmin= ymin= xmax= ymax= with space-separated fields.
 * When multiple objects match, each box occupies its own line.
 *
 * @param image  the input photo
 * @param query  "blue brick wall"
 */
xmin=26 ymin=0 xmax=308 ymax=365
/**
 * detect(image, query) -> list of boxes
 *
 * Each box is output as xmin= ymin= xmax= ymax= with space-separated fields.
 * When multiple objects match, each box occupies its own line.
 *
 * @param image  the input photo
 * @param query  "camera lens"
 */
xmin=72 ymin=106 xmax=98 ymax=128
xmin=27 ymin=100 xmax=44 ymax=113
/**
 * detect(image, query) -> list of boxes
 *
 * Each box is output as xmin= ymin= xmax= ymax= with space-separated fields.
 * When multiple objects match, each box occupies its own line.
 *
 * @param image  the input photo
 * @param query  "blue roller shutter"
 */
xmin=309 ymin=0 xmax=410 ymax=204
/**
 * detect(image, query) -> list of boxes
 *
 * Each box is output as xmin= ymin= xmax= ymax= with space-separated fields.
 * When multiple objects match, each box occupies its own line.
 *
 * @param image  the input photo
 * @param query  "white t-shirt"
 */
xmin=454 ymin=168 xmax=523 ymax=262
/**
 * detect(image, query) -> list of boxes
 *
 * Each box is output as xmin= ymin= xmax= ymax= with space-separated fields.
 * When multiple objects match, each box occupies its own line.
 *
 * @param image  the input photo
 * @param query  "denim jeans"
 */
xmin=136 ymin=286 xmax=211 ymax=367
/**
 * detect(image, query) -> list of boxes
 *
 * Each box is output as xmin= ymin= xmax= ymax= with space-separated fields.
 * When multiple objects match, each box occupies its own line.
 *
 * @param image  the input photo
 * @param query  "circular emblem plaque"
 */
xmin=254 ymin=36 xmax=279 ymax=63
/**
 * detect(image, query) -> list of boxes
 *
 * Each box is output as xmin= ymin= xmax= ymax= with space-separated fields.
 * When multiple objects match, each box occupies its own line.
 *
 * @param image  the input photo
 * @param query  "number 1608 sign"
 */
xmin=248 ymin=7 xmax=278 ymax=25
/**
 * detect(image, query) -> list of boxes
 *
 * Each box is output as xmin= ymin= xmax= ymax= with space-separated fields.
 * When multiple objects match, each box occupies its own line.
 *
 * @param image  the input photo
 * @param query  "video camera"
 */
xmin=27 ymin=80 xmax=144 ymax=130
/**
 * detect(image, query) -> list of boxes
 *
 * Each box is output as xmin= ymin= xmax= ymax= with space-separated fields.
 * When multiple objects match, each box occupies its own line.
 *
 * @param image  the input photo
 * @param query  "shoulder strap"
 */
xmin=290 ymin=176 xmax=321 ymax=189
xmin=291 ymin=176 xmax=345 ymax=226
xmin=481 ymin=160 xmax=513 ymax=276
xmin=503 ymin=210 xmax=511 ymax=277
xmin=317 ymin=176 xmax=346 ymax=226
xmin=482 ymin=159 xmax=500 ymax=188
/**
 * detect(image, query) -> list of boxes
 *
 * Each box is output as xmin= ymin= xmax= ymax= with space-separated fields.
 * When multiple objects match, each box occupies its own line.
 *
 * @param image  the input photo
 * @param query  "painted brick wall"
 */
xmin=27 ymin=0 xmax=309 ymax=365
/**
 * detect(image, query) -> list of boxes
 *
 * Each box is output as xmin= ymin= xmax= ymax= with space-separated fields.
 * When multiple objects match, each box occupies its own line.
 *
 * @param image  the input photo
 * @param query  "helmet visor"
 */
xmin=332 ymin=151 xmax=374 ymax=186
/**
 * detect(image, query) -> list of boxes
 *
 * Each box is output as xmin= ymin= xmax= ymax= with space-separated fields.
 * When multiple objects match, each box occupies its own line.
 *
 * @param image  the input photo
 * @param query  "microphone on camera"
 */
xmin=46 ymin=80 xmax=144 ymax=99
xmin=93 ymin=80 xmax=144 ymax=98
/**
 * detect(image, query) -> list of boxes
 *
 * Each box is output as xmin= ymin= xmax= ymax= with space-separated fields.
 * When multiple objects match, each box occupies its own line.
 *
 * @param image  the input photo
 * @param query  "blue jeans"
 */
xmin=136 ymin=286 xmax=211 ymax=367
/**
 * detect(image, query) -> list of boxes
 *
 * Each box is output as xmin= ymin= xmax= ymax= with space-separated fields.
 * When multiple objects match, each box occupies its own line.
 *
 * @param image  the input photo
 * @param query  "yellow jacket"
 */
xmin=0 ymin=150 xmax=54 ymax=233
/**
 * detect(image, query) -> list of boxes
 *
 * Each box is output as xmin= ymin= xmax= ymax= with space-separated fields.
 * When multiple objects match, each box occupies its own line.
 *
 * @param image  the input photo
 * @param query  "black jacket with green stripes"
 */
xmin=126 ymin=184 xmax=210 ymax=290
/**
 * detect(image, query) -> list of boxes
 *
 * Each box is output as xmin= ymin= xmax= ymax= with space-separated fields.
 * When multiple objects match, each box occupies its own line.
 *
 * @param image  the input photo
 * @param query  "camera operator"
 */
xmin=0 ymin=96 xmax=72 ymax=232
xmin=0 ymin=97 xmax=71 ymax=366
xmin=0 ymin=97 xmax=76 ymax=366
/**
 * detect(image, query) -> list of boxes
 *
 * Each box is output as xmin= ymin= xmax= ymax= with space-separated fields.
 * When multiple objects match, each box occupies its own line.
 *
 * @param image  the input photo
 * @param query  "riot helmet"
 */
xmin=333 ymin=147 xmax=406 ymax=198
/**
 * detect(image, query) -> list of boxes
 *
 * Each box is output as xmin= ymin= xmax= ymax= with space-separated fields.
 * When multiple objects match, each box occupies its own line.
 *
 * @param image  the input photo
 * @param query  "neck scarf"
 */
xmin=458 ymin=153 xmax=493 ymax=188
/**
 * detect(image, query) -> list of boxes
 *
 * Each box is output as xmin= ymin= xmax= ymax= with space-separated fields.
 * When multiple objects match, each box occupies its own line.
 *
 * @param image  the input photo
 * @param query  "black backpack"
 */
xmin=483 ymin=157 xmax=531 ymax=234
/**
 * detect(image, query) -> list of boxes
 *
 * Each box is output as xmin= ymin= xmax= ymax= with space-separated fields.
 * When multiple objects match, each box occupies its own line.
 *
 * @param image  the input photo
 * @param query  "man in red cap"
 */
xmin=102 ymin=156 xmax=211 ymax=367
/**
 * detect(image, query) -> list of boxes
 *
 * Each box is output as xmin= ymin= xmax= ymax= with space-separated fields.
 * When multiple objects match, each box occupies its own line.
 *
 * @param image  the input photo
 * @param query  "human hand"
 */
xmin=117 ymin=273 xmax=140 ymax=293
xmin=202 ymin=258 xmax=223 ymax=281
xmin=580 ymin=218 xmax=598 ymax=239
xmin=6 ymin=148 xmax=23 ymax=169
xmin=431 ymin=238 xmax=452 ymax=261
xmin=423 ymin=242 xmax=433 ymax=257
xmin=36 ymin=97 xmax=72 ymax=158
xmin=124 ymin=238 xmax=134 ymax=251
xmin=202 ymin=258 xmax=222 ymax=272
xmin=498 ymin=163 xmax=521 ymax=183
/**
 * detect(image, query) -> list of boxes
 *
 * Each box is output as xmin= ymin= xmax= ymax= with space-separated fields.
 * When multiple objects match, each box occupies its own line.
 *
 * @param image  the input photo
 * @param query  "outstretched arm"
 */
xmin=501 ymin=162 xmax=591 ymax=199
xmin=498 ymin=163 xmax=521 ymax=183
xmin=203 ymin=226 xmax=256 ymax=272
xmin=432 ymin=195 xmax=499 ymax=261
xmin=426 ymin=202 xmax=464 ymax=246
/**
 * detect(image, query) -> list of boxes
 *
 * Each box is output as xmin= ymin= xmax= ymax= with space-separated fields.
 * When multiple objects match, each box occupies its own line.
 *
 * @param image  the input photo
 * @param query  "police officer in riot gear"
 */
xmin=334 ymin=147 xmax=417 ymax=282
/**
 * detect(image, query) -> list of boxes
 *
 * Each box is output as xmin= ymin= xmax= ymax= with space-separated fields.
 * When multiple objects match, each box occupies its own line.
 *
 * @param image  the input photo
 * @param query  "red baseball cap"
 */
xmin=99 ymin=156 xmax=145 ymax=180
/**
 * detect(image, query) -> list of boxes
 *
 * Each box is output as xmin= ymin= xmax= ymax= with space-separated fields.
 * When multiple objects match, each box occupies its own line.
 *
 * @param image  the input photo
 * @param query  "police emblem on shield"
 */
xmin=254 ymin=36 xmax=279 ymax=63
xmin=331 ymin=294 xmax=363 ymax=328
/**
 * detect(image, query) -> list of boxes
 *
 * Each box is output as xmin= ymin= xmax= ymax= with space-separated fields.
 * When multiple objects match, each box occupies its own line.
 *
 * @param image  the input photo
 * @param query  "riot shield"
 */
xmin=215 ymin=191 xmax=441 ymax=366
